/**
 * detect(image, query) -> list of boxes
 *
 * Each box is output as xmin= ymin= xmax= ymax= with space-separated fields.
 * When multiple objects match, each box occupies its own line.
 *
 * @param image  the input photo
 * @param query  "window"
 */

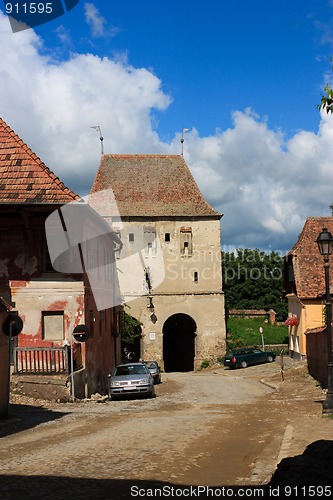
xmin=87 ymin=242 xmax=95 ymax=274
xmin=194 ymin=271 xmax=198 ymax=283
xmin=129 ymin=233 xmax=135 ymax=242
xmin=288 ymin=265 xmax=295 ymax=281
xmin=42 ymin=311 xmax=64 ymax=341
xmin=180 ymin=227 xmax=192 ymax=256
xmin=165 ymin=233 xmax=171 ymax=242
xmin=99 ymin=310 xmax=105 ymax=337
xmin=113 ymin=230 xmax=122 ymax=259
xmin=144 ymin=227 xmax=157 ymax=257
xmin=43 ymin=237 xmax=78 ymax=274
xmin=44 ymin=243 xmax=56 ymax=273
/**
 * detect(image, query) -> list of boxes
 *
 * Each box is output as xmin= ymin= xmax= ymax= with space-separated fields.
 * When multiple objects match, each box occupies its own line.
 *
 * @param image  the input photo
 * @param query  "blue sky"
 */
xmin=2 ymin=0 xmax=333 ymax=253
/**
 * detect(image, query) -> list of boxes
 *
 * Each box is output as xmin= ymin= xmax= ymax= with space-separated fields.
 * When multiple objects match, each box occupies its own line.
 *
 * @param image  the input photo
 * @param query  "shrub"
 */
xmin=200 ymin=359 xmax=210 ymax=369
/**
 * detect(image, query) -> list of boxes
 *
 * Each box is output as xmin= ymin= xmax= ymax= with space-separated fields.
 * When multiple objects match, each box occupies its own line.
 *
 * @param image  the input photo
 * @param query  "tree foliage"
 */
xmin=222 ymin=249 xmax=287 ymax=321
xmin=121 ymin=311 xmax=142 ymax=345
xmin=318 ymin=57 xmax=333 ymax=114
xmin=318 ymin=60 xmax=333 ymax=212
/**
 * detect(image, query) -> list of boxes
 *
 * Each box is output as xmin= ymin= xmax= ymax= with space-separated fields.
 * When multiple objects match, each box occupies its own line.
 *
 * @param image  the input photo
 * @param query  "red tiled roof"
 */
xmin=0 ymin=117 xmax=78 ymax=204
xmin=289 ymin=217 xmax=333 ymax=299
xmin=90 ymin=154 xmax=221 ymax=218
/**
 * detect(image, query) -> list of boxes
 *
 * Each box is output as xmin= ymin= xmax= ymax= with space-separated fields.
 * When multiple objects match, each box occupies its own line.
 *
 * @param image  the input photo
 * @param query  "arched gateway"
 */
xmin=163 ymin=313 xmax=197 ymax=372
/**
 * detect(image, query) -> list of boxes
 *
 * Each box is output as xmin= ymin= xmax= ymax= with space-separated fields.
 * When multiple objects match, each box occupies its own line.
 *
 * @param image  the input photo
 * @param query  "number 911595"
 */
xmin=5 ymin=2 xmax=53 ymax=15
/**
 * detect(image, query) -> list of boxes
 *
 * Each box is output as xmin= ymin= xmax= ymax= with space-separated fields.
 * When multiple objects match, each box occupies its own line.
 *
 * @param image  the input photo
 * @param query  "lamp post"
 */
xmin=316 ymin=227 xmax=333 ymax=414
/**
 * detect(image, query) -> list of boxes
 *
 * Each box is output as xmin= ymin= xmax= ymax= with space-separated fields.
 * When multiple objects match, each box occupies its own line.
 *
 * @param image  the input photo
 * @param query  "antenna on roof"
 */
xmin=180 ymin=128 xmax=190 ymax=156
xmin=90 ymin=124 xmax=104 ymax=155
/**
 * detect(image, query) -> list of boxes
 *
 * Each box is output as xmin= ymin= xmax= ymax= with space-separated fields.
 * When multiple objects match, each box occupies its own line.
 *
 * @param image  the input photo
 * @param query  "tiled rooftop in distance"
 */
xmin=289 ymin=217 xmax=333 ymax=299
xmin=90 ymin=154 xmax=222 ymax=218
xmin=0 ymin=117 xmax=78 ymax=204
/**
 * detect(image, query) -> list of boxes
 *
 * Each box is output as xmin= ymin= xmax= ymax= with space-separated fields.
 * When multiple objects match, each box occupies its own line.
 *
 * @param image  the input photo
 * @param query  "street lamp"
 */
xmin=316 ymin=227 xmax=333 ymax=414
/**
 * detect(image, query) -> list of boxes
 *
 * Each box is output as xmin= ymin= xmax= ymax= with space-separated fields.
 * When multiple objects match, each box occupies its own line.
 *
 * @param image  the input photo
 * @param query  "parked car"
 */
xmin=108 ymin=362 xmax=155 ymax=400
xmin=223 ymin=347 xmax=276 ymax=369
xmin=144 ymin=361 xmax=161 ymax=384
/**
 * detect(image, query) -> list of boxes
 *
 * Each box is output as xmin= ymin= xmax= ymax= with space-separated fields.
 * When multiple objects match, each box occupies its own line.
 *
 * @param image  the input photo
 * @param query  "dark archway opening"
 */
xmin=163 ymin=313 xmax=196 ymax=372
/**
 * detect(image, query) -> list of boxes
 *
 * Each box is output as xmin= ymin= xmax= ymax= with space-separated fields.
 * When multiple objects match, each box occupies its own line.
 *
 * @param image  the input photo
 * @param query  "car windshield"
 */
xmin=114 ymin=365 xmax=148 ymax=376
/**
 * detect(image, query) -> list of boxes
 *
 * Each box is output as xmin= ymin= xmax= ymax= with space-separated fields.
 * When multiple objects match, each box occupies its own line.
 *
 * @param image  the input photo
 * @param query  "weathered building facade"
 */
xmin=0 ymin=118 xmax=122 ymax=410
xmin=283 ymin=217 xmax=333 ymax=380
xmin=91 ymin=154 xmax=226 ymax=371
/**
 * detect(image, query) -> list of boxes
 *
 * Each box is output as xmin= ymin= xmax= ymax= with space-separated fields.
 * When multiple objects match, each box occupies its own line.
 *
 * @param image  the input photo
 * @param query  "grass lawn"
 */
xmin=226 ymin=317 xmax=289 ymax=352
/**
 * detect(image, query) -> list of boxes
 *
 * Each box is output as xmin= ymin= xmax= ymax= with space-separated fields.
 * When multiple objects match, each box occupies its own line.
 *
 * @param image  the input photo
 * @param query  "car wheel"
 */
xmin=240 ymin=360 xmax=247 ymax=368
xmin=267 ymin=355 xmax=274 ymax=363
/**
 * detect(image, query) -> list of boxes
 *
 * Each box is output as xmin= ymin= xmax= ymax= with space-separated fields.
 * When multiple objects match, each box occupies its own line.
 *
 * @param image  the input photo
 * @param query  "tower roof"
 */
xmin=90 ymin=154 xmax=221 ymax=218
xmin=0 ymin=117 xmax=78 ymax=204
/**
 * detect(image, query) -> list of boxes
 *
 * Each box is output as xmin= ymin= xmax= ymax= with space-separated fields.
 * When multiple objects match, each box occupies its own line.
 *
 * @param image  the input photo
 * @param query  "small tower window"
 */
xmin=180 ymin=227 xmax=192 ymax=256
xmin=144 ymin=227 xmax=157 ymax=257
xmin=165 ymin=233 xmax=171 ymax=242
xmin=129 ymin=233 xmax=134 ymax=243
xmin=194 ymin=271 xmax=198 ymax=283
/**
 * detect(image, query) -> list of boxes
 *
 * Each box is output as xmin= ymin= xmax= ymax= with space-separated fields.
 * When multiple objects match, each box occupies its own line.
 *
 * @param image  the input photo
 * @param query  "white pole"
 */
xmin=70 ymin=328 xmax=75 ymax=402
xmin=259 ymin=326 xmax=264 ymax=351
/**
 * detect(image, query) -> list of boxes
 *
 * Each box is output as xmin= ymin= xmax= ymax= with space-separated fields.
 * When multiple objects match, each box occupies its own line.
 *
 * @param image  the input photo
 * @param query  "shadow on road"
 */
xmin=268 ymin=439 xmax=333 ymax=488
xmin=0 ymin=475 xmax=270 ymax=499
xmin=0 ymin=404 xmax=69 ymax=438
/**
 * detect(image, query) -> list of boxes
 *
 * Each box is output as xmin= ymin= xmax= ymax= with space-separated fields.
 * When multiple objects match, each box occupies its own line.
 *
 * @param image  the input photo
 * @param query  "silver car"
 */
xmin=144 ymin=361 xmax=162 ymax=384
xmin=108 ymin=362 xmax=155 ymax=400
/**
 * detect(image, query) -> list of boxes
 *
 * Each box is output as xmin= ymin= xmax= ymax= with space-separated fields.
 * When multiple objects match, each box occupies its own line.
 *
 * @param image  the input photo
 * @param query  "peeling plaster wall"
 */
xmin=0 ymin=211 xmax=122 ymax=398
xmin=10 ymin=280 xmax=85 ymax=346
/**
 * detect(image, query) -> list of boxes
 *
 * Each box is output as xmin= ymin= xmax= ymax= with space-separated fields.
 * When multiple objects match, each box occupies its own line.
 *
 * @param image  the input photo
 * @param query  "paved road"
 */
xmin=0 ymin=360 xmax=332 ymax=499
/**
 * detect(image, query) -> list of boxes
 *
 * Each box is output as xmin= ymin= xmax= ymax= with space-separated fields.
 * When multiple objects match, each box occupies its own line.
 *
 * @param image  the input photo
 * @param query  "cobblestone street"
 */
xmin=0 ymin=360 xmax=332 ymax=499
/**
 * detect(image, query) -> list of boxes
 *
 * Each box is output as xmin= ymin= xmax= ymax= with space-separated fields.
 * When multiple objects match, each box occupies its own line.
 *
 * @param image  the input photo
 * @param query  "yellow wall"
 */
xmin=287 ymin=294 xmax=324 ymax=357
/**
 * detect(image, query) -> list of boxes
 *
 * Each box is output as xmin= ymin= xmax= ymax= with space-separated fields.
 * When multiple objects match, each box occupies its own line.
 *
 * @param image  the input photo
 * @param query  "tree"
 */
xmin=121 ymin=311 xmax=142 ymax=346
xmin=318 ymin=82 xmax=333 ymax=114
xmin=317 ymin=57 xmax=333 ymax=113
xmin=222 ymin=249 xmax=288 ymax=321
xmin=318 ymin=62 xmax=333 ymax=213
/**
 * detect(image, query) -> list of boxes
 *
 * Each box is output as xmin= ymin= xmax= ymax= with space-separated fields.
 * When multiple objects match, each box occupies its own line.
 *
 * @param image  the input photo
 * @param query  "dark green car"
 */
xmin=224 ymin=347 xmax=276 ymax=369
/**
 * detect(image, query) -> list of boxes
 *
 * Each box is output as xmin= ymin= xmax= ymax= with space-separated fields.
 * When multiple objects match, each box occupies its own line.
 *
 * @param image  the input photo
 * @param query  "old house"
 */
xmin=90 ymin=154 xmax=226 ymax=371
xmin=0 ymin=117 xmax=122 ymax=410
xmin=283 ymin=217 xmax=333 ymax=381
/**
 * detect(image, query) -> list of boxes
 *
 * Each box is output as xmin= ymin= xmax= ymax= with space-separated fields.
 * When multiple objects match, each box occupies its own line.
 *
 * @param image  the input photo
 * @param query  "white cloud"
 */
xmin=84 ymin=2 xmax=120 ymax=39
xmin=84 ymin=2 xmax=106 ymax=38
xmin=180 ymin=108 xmax=333 ymax=252
xmin=0 ymin=11 xmax=171 ymax=193
xmin=1 ymin=11 xmax=333 ymax=253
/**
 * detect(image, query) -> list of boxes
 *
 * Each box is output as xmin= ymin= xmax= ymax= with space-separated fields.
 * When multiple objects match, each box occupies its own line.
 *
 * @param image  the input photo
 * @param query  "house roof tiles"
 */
xmin=0 ymin=117 xmax=78 ymax=204
xmin=289 ymin=217 xmax=333 ymax=299
xmin=90 ymin=154 xmax=221 ymax=218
